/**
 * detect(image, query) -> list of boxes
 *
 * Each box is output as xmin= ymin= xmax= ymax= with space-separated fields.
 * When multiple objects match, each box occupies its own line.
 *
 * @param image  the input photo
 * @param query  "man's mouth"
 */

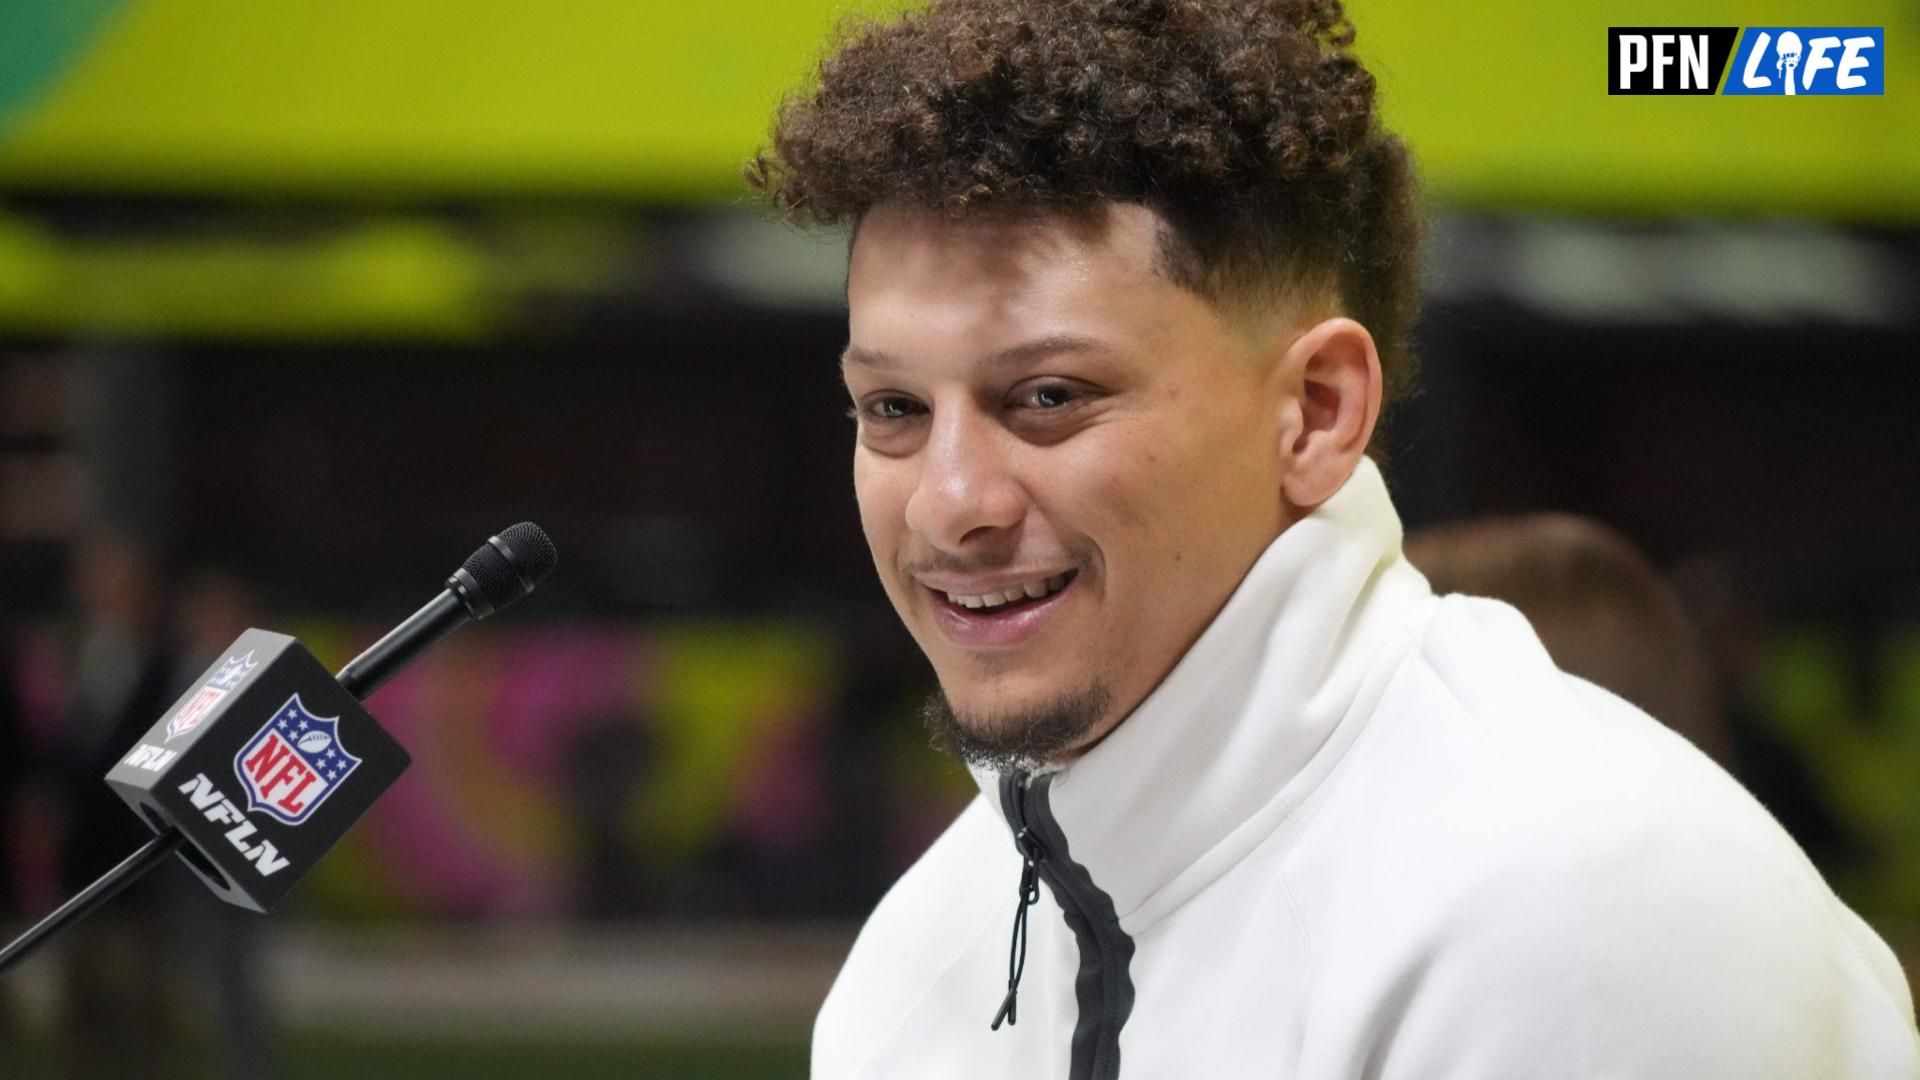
xmin=940 ymin=571 xmax=1075 ymax=613
xmin=925 ymin=571 xmax=1079 ymax=648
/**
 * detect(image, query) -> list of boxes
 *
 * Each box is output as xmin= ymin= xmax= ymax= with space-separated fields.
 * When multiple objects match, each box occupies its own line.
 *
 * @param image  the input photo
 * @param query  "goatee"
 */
xmin=920 ymin=683 xmax=1113 ymax=773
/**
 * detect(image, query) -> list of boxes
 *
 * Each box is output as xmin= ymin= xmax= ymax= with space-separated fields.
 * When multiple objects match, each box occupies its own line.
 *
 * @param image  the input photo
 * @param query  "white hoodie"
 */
xmin=814 ymin=459 xmax=1920 ymax=1079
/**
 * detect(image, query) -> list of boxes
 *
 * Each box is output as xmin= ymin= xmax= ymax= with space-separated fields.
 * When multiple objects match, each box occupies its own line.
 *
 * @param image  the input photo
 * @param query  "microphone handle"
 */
xmin=335 ymin=589 xmax=469 ymax=699
xmin=0 ymin=830 xmax=186 ymax=975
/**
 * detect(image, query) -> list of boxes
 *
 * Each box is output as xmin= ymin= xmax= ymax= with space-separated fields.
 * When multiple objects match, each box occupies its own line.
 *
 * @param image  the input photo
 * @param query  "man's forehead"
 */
xmin=844 ymin=213 xmax=1172 ymax=376
xmin=841 ymin=202 xmax=1288 ymax=374
xmin=849 ymin=201 xmax=1167 ymax=289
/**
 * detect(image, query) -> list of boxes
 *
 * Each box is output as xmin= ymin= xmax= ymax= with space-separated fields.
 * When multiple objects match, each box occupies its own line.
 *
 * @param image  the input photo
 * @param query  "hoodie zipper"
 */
xmin=997 ymin=772 xmax=1137 ymax=1080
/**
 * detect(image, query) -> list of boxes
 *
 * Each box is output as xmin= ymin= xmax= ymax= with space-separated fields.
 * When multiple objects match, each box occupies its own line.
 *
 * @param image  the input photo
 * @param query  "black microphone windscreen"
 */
xmin=460 ymin=522 xmax=557 ymax=616
xmin=497 ymin=522 xmax=558 ymax=585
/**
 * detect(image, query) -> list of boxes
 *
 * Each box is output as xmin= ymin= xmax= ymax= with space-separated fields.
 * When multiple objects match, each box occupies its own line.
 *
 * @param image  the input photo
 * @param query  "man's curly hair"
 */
xmin=748 ymin=0 xmax=1424 ymax=418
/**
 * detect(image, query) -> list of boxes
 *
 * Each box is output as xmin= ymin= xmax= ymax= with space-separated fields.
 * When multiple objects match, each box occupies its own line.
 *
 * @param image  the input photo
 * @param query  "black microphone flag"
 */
xmin=1 ymin=522 xmax=556 ymax=975
xmin=104 ymin=628 xmax=411 ymax=913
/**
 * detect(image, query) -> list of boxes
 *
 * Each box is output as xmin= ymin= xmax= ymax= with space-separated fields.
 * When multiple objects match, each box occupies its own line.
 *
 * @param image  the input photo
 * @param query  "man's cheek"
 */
xmin=851 ymin=467 xmax=901 ymax=546
xmin=1081 ymin=463 xmax=1157 ymax=535
xmin=1044 ymin=433 xmax=1149 ymax=526
xmin=851 ymin=488 xmax=919 ymax=602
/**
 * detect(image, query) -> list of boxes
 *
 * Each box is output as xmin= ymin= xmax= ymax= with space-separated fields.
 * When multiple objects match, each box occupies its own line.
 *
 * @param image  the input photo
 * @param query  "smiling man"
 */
xmin=750 ymin=1 xmax=1920 ymax=1077
xmin=841 ymin=202 xmax=1335 ymax=770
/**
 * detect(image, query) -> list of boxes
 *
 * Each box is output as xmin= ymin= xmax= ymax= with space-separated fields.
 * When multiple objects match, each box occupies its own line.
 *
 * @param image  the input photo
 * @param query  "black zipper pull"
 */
xmin=991 ymin=826 xmax=1046 ymax=1030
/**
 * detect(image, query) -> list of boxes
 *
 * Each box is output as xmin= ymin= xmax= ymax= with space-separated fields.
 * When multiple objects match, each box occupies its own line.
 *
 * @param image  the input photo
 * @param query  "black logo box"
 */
xmin=1608 ymin=27 xmax=1741 ymax=95
xmin=105 ymin=628 xmax=411 ymax=912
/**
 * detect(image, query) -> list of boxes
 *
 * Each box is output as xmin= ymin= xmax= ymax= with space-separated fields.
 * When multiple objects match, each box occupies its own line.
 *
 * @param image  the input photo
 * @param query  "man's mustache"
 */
xmin=900 ymin=546 xmax=1091 ymax=579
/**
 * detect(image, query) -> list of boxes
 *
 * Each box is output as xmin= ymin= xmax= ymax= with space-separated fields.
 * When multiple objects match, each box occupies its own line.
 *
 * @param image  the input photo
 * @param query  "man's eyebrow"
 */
xmin=840 ymin=345 xmax=896 ymax=370
xmin=839 ymin=334 xmax=1115 ymax=371
xmin=994 ymin=334 xmax=1114 ymax=366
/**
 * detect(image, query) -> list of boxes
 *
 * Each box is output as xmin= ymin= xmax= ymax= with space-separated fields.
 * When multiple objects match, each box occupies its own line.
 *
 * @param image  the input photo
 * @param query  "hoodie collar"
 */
xmin=974 ymin=457 xmax=1434 ymax=931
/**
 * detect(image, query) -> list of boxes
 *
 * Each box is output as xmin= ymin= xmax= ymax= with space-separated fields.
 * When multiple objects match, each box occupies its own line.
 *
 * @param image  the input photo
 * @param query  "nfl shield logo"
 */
xmin=207 ymin=650 xmax=259 ymax=691
xmin=166 ymin=651 xmax=259 ymax=742
xmin=166 ymin=686 xmax=227 ymax=742
xmin=233 ymin=694 xmax=363 ymax=825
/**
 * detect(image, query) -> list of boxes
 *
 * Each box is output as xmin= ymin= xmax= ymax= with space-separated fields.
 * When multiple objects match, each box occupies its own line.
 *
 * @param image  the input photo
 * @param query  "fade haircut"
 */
xmin=748 ymin=0 xmax=1426 ymax=426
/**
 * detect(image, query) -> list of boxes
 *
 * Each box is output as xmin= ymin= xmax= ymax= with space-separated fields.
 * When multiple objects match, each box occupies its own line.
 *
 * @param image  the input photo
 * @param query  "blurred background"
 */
xmin=1 ymin=0 xmax=1916 ymax=1076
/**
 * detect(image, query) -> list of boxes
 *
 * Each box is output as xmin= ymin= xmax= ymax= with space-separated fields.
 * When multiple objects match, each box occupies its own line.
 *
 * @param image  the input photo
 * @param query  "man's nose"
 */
xmin=903 ymin=407 xmax=1026 ymax=550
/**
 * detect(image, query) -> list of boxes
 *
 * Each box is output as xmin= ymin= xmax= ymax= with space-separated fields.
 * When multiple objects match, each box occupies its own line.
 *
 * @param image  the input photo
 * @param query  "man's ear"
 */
xmin=1276 ymin=317 xmax=1383 ymax=511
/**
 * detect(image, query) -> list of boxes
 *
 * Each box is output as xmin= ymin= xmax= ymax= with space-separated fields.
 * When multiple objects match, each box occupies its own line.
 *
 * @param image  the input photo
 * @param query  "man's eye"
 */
xmin=1020 ymin=383 xmax=1080 ymax=409
xmin=852 ymin=395 xmax=923 ymax=422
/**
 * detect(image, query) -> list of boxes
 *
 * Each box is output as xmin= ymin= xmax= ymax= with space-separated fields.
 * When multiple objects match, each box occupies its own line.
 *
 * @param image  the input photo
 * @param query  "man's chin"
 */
xmin=920 ymin=682 xmax=1114 ymax=773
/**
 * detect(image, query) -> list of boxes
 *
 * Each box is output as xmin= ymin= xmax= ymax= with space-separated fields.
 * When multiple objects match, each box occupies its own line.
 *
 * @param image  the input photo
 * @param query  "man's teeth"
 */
xmin=948 ymin=573 xmax=1071 ymax=611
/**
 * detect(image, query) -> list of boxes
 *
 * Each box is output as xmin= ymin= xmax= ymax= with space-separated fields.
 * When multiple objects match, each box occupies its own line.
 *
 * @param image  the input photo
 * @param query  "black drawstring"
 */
xmin=992 ymin=827 xmax=1045 ymax=1030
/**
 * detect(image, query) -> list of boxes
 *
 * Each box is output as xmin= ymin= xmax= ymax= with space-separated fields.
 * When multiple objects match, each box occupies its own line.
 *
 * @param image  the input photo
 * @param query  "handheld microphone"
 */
xmin=0 ymin=523 xmax=557 ymax=974
xmin=338 ymin=522 xmax=560 ymax=698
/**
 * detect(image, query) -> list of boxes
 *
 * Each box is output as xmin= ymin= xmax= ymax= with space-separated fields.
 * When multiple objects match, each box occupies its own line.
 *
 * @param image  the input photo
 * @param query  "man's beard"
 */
xmin=920 ymin=682 xmax=1113 ymax=773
